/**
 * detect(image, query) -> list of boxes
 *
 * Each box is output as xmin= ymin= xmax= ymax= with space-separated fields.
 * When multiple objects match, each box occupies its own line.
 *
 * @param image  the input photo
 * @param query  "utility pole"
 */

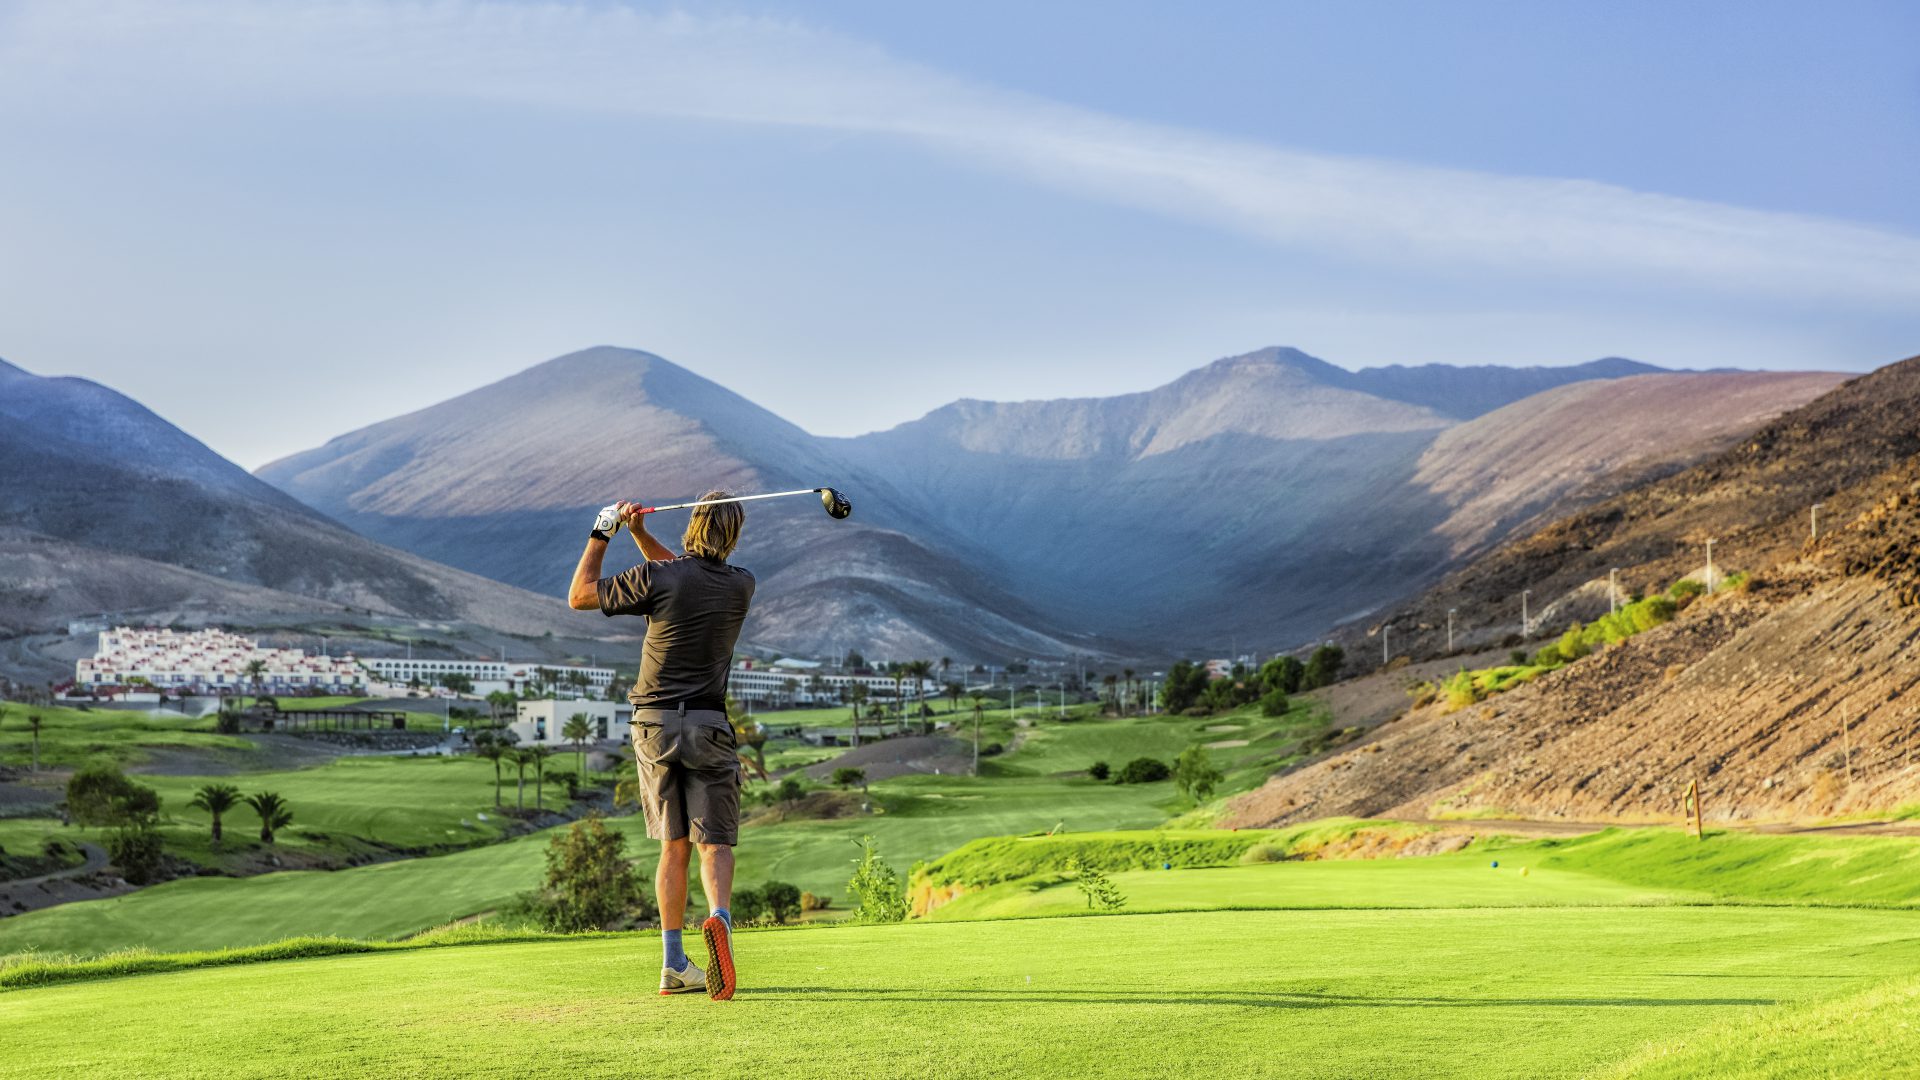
xmin=1609 ymin=568 xmax=1620 ymax=615
xmin=1522 ymin=590 xmax=1532 ymax=638
xmin=1811 ymin=503 xmax=1823 ymax=540
xmin=1447 ymin=609 xmax=1456 ymax=653
xmin=1706 ymin=539 xmax=1716 ymax=594
xmin=1382 ymin=625 xmax=1391 ymax=666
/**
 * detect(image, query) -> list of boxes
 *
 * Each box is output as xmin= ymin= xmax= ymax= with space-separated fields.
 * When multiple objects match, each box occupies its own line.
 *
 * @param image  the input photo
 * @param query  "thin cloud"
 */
xmin=5 ymin=0 xmax=1918 ymax=304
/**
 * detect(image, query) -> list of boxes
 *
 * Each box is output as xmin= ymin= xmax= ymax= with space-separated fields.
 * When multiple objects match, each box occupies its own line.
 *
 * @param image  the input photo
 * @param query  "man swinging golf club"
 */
xmin=568 ymin=491 xmax=755 ymax=1001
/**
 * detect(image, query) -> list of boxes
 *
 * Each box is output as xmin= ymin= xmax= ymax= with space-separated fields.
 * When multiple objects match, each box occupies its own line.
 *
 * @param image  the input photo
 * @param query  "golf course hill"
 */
xmin=253 ymin=344 xmax=1840 ymax=660
xmin=1225 ymin=349 xmax=1920 ymax=829
xmin=0 ymin=355 xmax=591 ymax=643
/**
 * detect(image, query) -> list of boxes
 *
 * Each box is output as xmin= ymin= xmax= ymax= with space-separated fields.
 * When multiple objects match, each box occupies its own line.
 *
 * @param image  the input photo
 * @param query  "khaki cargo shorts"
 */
xmin=630 ymin=706 xmax=741 ymax=846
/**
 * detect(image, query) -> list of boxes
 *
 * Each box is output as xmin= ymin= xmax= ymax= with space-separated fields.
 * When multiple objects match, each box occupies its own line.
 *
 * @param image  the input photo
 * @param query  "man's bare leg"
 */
xmin=657 ymin=838 xmax=692 ymax=929
xmin=697 ymin=842 xmax=734 ymax=914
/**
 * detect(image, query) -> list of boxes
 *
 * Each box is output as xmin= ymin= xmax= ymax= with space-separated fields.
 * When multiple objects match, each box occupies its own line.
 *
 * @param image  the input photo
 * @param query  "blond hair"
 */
xmin=683 ymin=490 xmax=744 ymax=560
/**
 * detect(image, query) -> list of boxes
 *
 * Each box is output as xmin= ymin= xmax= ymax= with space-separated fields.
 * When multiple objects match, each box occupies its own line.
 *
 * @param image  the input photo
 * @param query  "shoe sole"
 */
xmin=701 ymin=916 xmax=735 ymax=1001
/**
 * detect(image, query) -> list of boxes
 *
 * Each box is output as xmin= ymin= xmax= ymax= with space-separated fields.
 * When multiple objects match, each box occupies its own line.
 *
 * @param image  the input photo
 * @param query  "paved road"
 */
xmin=5 ymin=841 xmax=108 ymax=888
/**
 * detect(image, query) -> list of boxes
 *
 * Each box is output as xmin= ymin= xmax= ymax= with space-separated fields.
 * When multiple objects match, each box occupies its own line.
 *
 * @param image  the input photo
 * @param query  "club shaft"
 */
xmin=639 ymin=488 xmax=823 ymax=514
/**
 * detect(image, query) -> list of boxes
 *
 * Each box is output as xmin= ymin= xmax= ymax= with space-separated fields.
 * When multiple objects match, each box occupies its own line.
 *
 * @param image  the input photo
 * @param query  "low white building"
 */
xmin=508 ymin=699 xmax=632 ymax=747
xmin=74 ymin=627 xmax=364 ymax=694
xmin=365 ymin=657 xmax=614 ymax=697
xmin=727 ymin=661 xmax=914 ymax=708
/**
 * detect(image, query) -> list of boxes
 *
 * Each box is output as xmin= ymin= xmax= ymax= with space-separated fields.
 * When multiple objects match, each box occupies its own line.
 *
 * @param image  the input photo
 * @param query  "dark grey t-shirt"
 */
xmin=597 ymin=555 xmax=755 ymax=709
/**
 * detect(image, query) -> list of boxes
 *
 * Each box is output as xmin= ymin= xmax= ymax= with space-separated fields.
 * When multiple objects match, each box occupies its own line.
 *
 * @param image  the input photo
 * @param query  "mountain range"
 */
xmin=254 ymin=346 xmax=1843 ymax=661
xmin=0 ymin=357 xmax=590 ymax=642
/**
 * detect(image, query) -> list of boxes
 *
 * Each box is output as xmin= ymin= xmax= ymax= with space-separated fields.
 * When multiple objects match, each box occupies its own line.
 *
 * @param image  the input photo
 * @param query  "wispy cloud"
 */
xmin=6 ymin=0 xmax=1918 ymax=305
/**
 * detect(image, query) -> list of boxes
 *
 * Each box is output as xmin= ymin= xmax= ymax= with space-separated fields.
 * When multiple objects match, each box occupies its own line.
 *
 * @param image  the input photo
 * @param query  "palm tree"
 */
xmin=969 ymin=692 xmax=987 ymax=776
xmin=847 ymin=683 xmax=868 ymax=748
xmin=530 ymin=745 xmax=553 ymax=810
xmin=562 ymin=713 xmax=593 ymax=777
xmin=27 ymin=713 xmax=43 ymax=772
xmin=511 ymin=747 xmax=535 ymax=810
xmin=1103 ymin=674 xmax=1119 ymax=714
xmin=902 ymin=659 xmax=934 ymax=733
xmin=474 ymin=734 xmax=506 ymax=806
xmin=1122 ymin=668 xmax=1136 ymax=715
xmin=946 ymin=681 xmax=963 ymax=713
xmin=244 ymin=659 xmax=267 ymax=703
xmin=940 ymin=657 xmax=952 ymax=695
xmin=190 ymin=783 xmax=242 ymax=848
xmin=244 ymin=791 xmax=293 ymax=844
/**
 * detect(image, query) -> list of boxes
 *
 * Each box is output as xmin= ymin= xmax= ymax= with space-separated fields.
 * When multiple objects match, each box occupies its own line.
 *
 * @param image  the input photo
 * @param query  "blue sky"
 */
xmin=1 ymin=0 xmax=1916 ymax=468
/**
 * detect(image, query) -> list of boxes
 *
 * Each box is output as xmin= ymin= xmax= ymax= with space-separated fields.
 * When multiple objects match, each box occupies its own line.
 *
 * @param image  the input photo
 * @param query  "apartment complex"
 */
xmin=74 ymin=627 xmax=364 ymax=693
xmin=362 ymin=657 xmax=614 ymax=697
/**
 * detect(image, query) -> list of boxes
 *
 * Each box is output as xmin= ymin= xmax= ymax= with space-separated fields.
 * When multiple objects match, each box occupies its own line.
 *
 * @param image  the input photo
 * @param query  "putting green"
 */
xmin=6 ymin=905 xmax=1920 ymax=1078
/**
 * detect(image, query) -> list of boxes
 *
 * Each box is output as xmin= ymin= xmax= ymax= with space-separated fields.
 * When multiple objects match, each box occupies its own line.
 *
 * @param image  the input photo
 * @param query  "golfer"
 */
xmin=568 ymin=491 xmax=755 ymax=1001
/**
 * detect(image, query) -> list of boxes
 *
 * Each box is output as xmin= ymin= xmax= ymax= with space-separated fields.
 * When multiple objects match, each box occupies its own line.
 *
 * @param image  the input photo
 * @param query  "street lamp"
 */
xmin=1706 ymin=539 xmax=1716 ymax=594
xmin=1522 ymin=590 xmax=1532 ymax=638
xmin=1447 ymin=609 xmax=1456 ymax=653
xmin=1382 ymin=624 xmax=1391 ymax=666
xmin=1811 ymin=503 xmax=1823 ymax=540
xmin=1609 ymin=568 xmax=1620 ymax=615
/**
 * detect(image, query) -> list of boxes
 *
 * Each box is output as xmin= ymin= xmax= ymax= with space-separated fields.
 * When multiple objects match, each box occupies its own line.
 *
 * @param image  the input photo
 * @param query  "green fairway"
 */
xmin=7 ymin=904 xmax=1920 ymax=1078
xmin=0 ymin=703 xmax=251 ymax=769
xmin=925 ymin=853 xmax=1702 ymax=920
xmin=0 ymin=769 xmax=1173 ymax=956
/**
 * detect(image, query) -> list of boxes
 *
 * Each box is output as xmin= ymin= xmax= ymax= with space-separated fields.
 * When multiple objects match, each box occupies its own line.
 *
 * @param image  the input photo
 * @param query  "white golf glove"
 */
xmin=591 ymin=503 xmax=624 ymax=538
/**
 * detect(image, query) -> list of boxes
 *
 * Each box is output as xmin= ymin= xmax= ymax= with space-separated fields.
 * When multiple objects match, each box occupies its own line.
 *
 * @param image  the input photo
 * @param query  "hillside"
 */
xmin=259 ymin=344 xmax=1839 ymax=661
xmin=1225 ymin=353 xmax=1920 ymax=829
xmin=0 ymin=358 xmax=595 ymax=642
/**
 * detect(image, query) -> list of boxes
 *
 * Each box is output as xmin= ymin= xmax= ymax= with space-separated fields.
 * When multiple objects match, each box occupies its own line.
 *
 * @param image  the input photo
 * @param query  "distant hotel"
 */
xmin=75 ymin=627 xmax=363 ymax=694
xmin=71 ymin=626 xmax=612 ymax=699
xmin=727 ymin=658 xmax=920 ymax=708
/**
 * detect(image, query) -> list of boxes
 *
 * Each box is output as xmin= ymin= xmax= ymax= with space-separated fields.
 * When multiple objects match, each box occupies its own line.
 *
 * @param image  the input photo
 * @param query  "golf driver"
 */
xmin=636 ymin=487 xmax=852 ymax=520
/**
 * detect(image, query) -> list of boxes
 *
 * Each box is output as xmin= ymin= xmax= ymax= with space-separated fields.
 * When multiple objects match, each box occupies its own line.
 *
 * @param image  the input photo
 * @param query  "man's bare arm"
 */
xmin=618 ymin=500 xmax=678 ymax=562
xmin=568 ymin=536 xmax=608 ymax=610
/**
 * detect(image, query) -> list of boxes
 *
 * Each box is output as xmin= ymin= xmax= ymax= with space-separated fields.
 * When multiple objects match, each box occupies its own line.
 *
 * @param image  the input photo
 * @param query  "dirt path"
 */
xmin=5 ymin=842 xmax=107 ymax=888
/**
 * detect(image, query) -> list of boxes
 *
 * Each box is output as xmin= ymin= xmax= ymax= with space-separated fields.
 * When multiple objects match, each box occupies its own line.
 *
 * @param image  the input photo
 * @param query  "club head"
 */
xmin=820 ymin=488 xmax=852 ymax=519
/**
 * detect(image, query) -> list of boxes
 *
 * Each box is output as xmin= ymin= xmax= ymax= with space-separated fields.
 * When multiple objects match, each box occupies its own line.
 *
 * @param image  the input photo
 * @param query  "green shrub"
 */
xmin=830 ymin=767 xmax=866 ymax=789
xmin=1260 ymin=655 xmax=1305 ymax=695
xmin=847 ymin=836 xmax=908 ymax=924
xmin=1087 ymin=761 xmax=1110 ymax=781
xmin=107 ymin=825 xmax=164 ymax=885
xmin=1258 ymin=688 xmax=1290 ymax=717
xmin=776 ymin=777 xmax=805 ymax=803
xmin=525 ymin=815 xmax=655 ymax=932
xmin=1301 ymin=645 xmax=1346 ymax=690
xmin=1171 ymin=746 xmax=1223 ymax=802
xmin=1239 ymin=842 xmax=1287 ymax=864
xmin=1065 ymin=856 xmax=1126 ymax=912
xmin=66 ymin=765 xmax=160 ymax=827
xmin=1118 ymin=757 xmax=1171 ymax=784
xmin=762 ymin=880 xmax=802 ymax=924
xmin=1442 ymin=670 xmax=1481 ymax=711
xmin=730 ymin=887 xmax=767 ymax=926
xmin=1509 ymin=649 xmax=1530 ymax=665
xmin=1532 ymin=643 xmax=1564 ymax=666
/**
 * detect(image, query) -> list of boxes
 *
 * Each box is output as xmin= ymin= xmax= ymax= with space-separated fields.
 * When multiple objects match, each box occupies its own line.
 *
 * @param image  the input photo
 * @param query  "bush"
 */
xmin=1509 ymin=649 xmax=1530 ymax=665
xmin=800 ymin=890 xmax=832 ymax=912
xmin=1301 ymin=645 xmax=1346 ymax=690
xmin=1258 ymin=688 xmax=1290 ymax=717
xmin=980 ymin=742 xmax=1004 ymax=757
xmin=66 ymin=765 xmax=160 ymax=827
xmin=526 ymin=815 xmax=654 ymax=932
xmin=1180 ymin=706 xmax=1212 ymax=718
xmin=107 ymin=825 xmax=164 ymax=884
xmin=846 ymin=835 xmax=908 ymax=924
xmin=1532 ymin=643 xmax=1564 ymax=666
xmin=1087 ymin=761 xmax=1110 ymax=781
xmin=1065 ymin=856 xmax=1126 ymax=912
xmin=1260 ymin=655 xmax=1305 ymax=695
xmin=776 ymin=777 xmax=805 ymax=803
xmin=1442 ymin=670 xmax=1481 ymax=711
xmin=1239 ymin=842 xmax=1287 ymax=864
xmin=1171 ymin=745 xmax=1223 ymax=802
xmin=762 ymin=880 xmax=802 ymax=924
xmin=1118 ymin=757 xmax=1171 ymax=784
xmin=731 ymin=887 xmax=767 ymax=926
xmin=830 ymin=767 xmax=867 ymax=789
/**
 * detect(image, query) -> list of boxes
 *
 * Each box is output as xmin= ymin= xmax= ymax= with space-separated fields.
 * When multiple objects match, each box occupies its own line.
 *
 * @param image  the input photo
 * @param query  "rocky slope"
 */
xmin=1223 ymin=353 xmax=1920 ymax=827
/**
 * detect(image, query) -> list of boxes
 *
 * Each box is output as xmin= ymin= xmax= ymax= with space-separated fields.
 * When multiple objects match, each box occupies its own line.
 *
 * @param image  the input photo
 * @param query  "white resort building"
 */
xmin=73 ymin=627 xmax=364 ymax=694
xmin=727 ymin=658 xmax=922 ymax=708
xmin=362 ymin=657 xmax=614 ymax=698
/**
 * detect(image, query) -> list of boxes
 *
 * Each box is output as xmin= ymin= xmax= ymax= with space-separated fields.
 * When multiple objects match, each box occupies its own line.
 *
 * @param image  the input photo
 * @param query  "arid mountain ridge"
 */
xmin=1224 ymin=352 xmax=1920 ymax=828
xmin=255 ymin=345 xmax=1842 ymax=661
